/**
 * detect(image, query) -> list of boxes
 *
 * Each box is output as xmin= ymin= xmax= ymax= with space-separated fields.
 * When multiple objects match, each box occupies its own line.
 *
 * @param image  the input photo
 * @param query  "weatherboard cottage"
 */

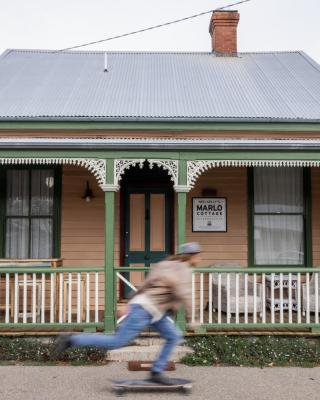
xmin=0 ymin=10 xmax=320 ymax=333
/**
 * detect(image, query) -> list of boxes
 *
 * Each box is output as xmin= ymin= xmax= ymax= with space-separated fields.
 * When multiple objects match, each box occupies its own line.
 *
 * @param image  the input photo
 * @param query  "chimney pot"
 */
xmin=209 ymin=10 xmax=240 ymax=56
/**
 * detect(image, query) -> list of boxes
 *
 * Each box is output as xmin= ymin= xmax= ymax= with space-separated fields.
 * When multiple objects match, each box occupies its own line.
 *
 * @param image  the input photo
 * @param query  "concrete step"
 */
xmin=132 ymin=337 xmax=165 ymax=346
xmin=106 ymin=345 xmax=193 ymax=362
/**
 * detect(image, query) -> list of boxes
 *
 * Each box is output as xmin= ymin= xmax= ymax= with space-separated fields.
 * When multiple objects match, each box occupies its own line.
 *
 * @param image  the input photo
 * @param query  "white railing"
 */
xmin=115 ymin=267 xmax=320 ymax=329
xmin=0 ymin=267 xmax=104 ymax=326
xmin=192 ymin=268 xmax=320 ymax=327
xmin=115 ymin=270 xmax=175 ymax=325
xmin=2 ymin=266 xmax=320 ymax=330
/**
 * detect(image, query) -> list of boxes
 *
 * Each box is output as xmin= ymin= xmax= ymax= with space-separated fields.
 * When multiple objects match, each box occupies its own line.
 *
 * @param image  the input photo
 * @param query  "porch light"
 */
xmin=82 ymin=181 xmax=94 ymax=202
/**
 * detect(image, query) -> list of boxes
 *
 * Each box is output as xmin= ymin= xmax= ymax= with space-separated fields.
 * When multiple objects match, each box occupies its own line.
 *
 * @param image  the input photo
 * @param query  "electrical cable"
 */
xmin=59 ymin=0 xmax=251 ymax=52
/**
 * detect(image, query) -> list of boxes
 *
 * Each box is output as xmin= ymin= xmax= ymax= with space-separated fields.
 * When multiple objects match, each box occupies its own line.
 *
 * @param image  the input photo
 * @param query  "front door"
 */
xmin=123 ymin=187 xmax=173 ymax=296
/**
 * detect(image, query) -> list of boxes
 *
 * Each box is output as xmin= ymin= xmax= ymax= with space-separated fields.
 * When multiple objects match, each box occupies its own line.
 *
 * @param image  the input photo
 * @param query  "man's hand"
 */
xmin=117 ymin=304 xmax=131 ymax=318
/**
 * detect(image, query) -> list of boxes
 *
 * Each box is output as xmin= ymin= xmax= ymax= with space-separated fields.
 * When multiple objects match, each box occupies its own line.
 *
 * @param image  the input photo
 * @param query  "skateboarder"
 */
xmin=55 ymin=242 xmax=201 ymax=385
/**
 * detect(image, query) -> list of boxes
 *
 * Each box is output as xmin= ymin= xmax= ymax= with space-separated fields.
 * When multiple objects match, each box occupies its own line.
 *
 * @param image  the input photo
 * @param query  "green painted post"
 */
xmin=176 ymin=159 xmax=188 ymax=332
xmin=177 ymin=192 xmax=187 ymax=246
xmin=104 ymin=159 xmax=116 ymax=333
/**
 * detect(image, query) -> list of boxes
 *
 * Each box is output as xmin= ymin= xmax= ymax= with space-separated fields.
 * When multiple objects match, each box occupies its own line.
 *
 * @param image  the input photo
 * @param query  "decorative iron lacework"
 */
xmin=187 ymin=160 xmax=320 ymax=187
xmin=114 ymin=159 xmax=179 ymax=189
xmin=114 ymin=159 xmax=145 ymax=187
xmin=148 ymin=159 xmax=178 ymax=186
xmin=0 ymin=158 xmax=106 ymax=186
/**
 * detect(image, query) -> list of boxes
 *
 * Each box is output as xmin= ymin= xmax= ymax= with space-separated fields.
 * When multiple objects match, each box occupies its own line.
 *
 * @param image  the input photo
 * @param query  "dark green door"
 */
xmin=123 ymin=187 xmax=173 ymax=294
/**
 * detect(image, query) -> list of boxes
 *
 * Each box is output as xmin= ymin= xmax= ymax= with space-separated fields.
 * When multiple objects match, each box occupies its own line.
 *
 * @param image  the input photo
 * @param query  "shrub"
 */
xmin=0 ymin=337 xmax=107 ymax=364
xmin=182 ymin=336 xmax=320 ymax=367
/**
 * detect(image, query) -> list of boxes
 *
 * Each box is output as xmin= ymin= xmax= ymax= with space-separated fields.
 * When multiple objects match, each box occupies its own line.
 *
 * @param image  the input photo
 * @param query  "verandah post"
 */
xmin=175 ymin=159 xmax=188 ymax=332
xmin=103 ymin=159 xmax=117 ymax=333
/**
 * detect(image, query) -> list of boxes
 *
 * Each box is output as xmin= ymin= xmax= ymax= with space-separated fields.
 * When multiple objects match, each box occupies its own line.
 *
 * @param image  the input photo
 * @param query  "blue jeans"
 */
xmin=70 ymin=304 xmax=183 ymax=373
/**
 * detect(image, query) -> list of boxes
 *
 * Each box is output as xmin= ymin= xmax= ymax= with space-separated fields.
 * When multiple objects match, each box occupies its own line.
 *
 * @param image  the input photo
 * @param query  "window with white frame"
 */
xmin=253 ymin=167 xmax=306 ymax=265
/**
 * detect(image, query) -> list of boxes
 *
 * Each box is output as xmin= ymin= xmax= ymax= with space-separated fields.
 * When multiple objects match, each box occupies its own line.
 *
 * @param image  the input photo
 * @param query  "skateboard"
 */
xmin=112 ymin=378 xmax=192 ymax=396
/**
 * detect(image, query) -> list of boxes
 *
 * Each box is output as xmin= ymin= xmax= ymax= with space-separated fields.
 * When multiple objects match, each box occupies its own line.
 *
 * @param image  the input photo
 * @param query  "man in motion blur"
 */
xmin=55 ymin=242 xmax=201 ymax=385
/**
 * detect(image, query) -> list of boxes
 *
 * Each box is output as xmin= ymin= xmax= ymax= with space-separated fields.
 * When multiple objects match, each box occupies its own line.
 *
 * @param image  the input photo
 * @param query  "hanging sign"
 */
xmin=192 ymin=197 xmax=227 ymax=232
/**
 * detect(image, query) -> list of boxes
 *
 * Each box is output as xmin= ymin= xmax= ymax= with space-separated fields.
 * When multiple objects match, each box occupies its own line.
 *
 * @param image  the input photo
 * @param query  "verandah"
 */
xmin=1 ymin=143 xmax=320 ymax=333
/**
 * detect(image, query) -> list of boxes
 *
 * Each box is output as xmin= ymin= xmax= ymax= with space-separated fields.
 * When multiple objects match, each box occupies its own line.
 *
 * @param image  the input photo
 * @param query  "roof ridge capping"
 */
xmin=0 ymin=48 xmax=308 ymax=56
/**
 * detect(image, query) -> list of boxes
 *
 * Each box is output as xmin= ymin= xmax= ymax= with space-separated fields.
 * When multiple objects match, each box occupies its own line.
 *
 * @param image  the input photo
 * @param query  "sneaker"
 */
xmin=54 ymin=334 xmax=72 ymax=358
xmin=149 ymin=371 xmax=174 ymax=386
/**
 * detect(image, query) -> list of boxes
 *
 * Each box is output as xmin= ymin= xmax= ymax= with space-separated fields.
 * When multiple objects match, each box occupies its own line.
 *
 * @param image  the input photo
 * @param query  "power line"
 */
xmin=59 ymin=0 xmax=251 ymax=52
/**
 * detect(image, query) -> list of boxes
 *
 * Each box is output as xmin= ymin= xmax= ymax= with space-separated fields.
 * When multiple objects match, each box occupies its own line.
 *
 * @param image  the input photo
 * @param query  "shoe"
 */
xmin=54 ymin=334 xmax=72 ymax=358
xmin=149 ymin=371 xmax=174 ymax=386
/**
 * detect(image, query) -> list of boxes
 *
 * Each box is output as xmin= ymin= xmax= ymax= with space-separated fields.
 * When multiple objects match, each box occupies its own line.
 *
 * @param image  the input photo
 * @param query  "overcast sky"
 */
xmin=0 ymin=0 xmax=319 ymax=63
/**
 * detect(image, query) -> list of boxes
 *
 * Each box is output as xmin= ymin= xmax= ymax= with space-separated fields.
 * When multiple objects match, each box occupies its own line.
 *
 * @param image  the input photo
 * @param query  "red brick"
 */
xmin=209 ymin=10 xmax=239 ymax=55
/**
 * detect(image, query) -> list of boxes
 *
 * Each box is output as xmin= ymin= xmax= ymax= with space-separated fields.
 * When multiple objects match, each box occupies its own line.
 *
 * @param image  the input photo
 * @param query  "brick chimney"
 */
xmin=209 ymin=10 xmax=240 ymax=56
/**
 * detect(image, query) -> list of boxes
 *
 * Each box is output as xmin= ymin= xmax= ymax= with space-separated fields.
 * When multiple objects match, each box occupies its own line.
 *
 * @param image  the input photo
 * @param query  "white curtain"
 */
xmin=5 ymin=169 xmax=54 ymax=259
xmin=254 ymin=167 xmax=304 ymax=265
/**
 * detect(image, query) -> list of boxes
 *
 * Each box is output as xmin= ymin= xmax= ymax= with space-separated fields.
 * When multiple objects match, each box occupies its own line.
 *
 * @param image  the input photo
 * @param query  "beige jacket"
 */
xmin=130 ymin=260 xmax=193 ymax=320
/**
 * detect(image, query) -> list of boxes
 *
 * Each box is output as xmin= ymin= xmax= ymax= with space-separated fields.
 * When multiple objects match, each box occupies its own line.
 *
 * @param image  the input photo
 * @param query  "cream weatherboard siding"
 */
xmin=57 ymin=165 xmax=320 ymax=312
xmin=186 ymin=167 xmax=248 ymax=267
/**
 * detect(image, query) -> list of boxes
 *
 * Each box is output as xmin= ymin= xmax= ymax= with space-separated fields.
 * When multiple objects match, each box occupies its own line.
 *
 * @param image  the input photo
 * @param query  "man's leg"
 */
xmin=69 ymin=304 xmax=151 ymax=349
xmin=151 ymin=315 xmax=183 ymax=374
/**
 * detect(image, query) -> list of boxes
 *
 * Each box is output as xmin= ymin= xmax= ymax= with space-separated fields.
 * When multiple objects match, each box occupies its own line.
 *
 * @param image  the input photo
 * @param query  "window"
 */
xmin=0 ymin=167 xmax=61 ymax=259
xmin=250 ymin=167 xmax=311 ymax=266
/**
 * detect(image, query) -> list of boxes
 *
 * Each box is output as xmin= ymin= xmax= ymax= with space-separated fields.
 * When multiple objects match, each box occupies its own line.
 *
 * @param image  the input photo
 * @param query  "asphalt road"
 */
xmin=1 ymin=364 xmax=320 ymax=400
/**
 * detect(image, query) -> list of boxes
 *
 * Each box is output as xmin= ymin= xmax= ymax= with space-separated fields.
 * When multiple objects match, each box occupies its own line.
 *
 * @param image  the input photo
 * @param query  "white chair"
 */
xmin=302 ymin=272 xmax=320 ymax=316
xmin=212 ymin=263 xmax=263 ymax=317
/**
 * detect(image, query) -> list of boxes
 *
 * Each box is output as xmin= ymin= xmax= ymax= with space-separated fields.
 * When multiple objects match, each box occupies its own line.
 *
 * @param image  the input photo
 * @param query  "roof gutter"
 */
xmin=2 ymin=138 xmax=320 ymax=150
xmin=1 ymin=121 xmax=320 ymax=132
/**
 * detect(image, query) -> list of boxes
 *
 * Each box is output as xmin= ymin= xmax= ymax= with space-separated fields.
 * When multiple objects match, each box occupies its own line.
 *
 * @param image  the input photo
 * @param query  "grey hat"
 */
xmin=178 ymin=242 xmax=201 ymax=255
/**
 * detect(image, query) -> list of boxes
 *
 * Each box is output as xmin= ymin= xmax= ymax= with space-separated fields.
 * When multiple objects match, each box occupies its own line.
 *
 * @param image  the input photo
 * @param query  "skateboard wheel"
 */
xmin=181 ymin=387 xmax=192 ymax=396
xmin=115 ymin=387 xmax=125 ymax=397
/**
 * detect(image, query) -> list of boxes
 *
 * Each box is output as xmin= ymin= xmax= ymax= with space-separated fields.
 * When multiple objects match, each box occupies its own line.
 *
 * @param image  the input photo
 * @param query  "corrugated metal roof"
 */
xmin=0 ymin=49 xmax=319 ymax=122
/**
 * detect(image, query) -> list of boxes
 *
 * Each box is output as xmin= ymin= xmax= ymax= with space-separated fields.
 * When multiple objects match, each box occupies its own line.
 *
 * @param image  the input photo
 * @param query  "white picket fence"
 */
xmin=0 ymin=269 xmax=103 ymax=325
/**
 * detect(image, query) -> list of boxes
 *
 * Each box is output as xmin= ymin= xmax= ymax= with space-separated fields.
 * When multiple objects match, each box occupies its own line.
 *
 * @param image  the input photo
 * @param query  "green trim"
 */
xmin=3 ymin=150 xmax=320 ymax=161
xmin=0 ymin=168 xmax=5 ymax=257
xmin=0 ymin=322 xmax=317 ymax=331
xmin=115 ymin=267 xmax=149 ymax=272
xmin=115 ymin=267 xmax=320 ymax=273
xmin=53 ymin=166 xmax=62 ymax=258
xmin=104 ymin=191 xmax=116 ymax=333
xmin=176 ymin=161 xmax=188 ymax=331
xmin=195 ymin=267 xmax=320 ymax=273
xmin=304 ymin=168 xmax=313 ymax=267
xmin=177 ymin=159 xmax=188 ymax=246
xmin=106 ymin=159 xmax=114 ymax=183
xmin=124 ymin=187 xmax=173 ymax=266
xmin=248 ymin=168 xmax=254 ymax=267
xmin=0 ymin=322 xmax=318 ymax=331
xmin=248 ymin=167 xmax=312 ymax=268
xmin=104 ymin=159 xmax=116 ymax=333
xmin=0 ymin=323 xmax=103 ymax=329
xmin=0 ymin=267 xmax=104 ymax=273
xmin=180 ymin=151 xmax=320 ymax=161
xmin=177 ymin=193 xmax=187 ymax=247
xmin=0 ymin=165 xmax=62 ymax=259
xmin=1 ymin=121 xmax=320 ymax=132
xmin=178 ymin=160 xmax=187 ymax=186
xmin=198 ymin=323 xmax=320 ymax=330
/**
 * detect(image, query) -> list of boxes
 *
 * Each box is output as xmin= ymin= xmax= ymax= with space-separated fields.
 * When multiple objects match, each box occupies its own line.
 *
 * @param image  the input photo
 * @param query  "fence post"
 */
xmin=102 ymin=159 xmax=117 ymax=333
xmin=175 ymin=159 xmax=189 ymax=332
